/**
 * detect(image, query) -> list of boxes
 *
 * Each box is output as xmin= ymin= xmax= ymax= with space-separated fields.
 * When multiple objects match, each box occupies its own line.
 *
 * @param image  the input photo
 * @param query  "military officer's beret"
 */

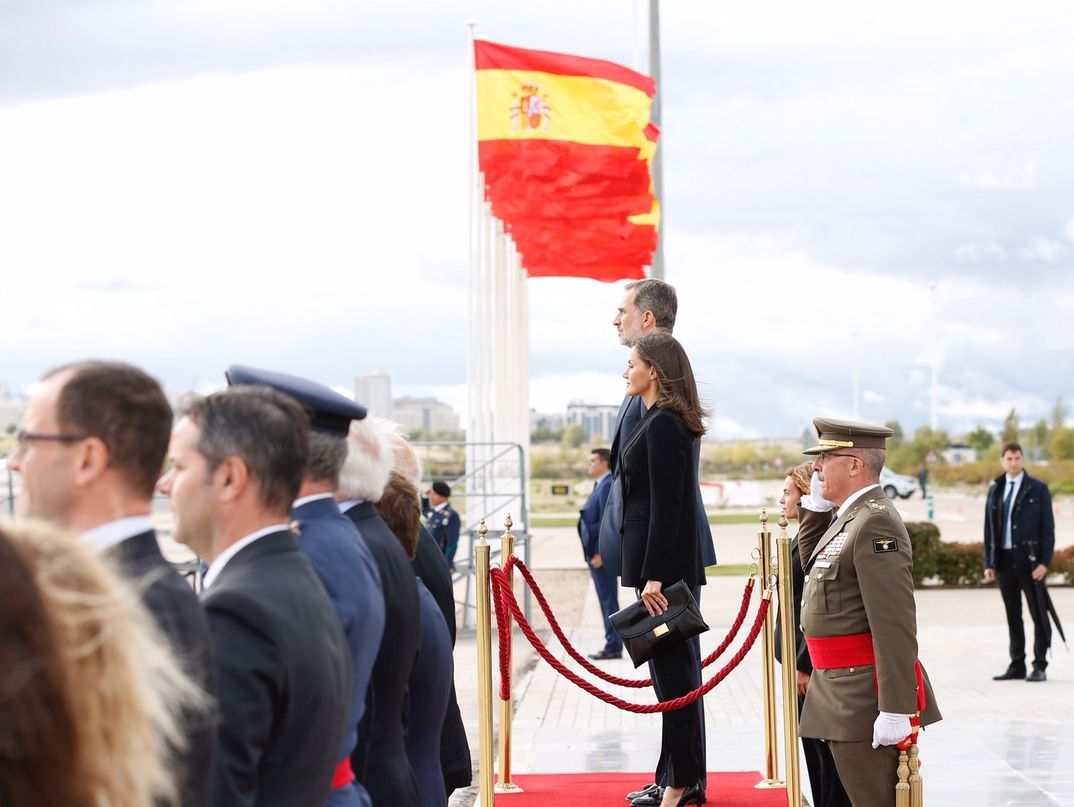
xmin=430 ymin=481 xmax=451 ymax=497
xmin=802 ymin=416 xmax=893 ymax=455
xmin=226 ymin=364 xmax=367 ymax=436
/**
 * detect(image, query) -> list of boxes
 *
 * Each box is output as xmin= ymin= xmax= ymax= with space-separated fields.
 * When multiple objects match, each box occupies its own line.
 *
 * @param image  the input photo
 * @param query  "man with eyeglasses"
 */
xmin=9 ymin=360 xmax=216 ymax=807
xmin=794 ymin=417 xmax=942 ymax=807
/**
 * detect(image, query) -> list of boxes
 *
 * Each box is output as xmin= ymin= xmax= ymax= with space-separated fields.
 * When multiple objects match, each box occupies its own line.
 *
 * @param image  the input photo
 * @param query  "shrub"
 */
xmin=935 ymin=542 xmax=985 ymax=587
xmin=905 ymin=521 xmax=941 ymax=586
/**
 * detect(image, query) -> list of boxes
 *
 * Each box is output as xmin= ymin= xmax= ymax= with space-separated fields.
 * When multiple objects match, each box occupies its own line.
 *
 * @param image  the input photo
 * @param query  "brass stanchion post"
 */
xmin=495 ymin=515 xmax=523 ymax=793
xmin=776 ymin=514 xmax=801 ymax=806
xmin=475 ymin=520 xmax=496 ymax=807
xmin=755 ymin=509 xmax=785 ymax=789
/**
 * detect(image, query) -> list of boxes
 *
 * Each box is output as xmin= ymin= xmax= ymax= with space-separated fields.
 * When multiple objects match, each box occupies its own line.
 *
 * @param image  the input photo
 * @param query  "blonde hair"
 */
xmin=786 ymin=461 xmax=812 ymax=495
xmin=0 ymin=519 xmax=206 ymax=807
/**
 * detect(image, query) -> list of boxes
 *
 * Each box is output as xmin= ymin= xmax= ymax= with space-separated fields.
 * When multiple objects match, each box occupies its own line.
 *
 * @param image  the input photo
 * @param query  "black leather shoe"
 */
xmin=665 ymin=784 xmax=704 ymax=807
xmin=1026 ymin=668 xmax=1047 ymax=682
xmin=589 ymin=649 xmax=623 ymax=660
xmin=626 ymin=783 xmax=661 ymax=803
xmin=993 ymin=667 xmax=1027 ymax=680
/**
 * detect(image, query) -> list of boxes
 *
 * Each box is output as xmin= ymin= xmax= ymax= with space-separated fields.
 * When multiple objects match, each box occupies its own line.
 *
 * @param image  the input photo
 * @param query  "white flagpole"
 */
xmin=466 ymin=21 xmax=480 ymax=491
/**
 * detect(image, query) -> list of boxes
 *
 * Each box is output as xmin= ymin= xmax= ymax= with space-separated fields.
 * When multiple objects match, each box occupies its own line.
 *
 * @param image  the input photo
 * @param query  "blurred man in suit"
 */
xmin=224 ymin=365 xmax=387 ymax=807
xmin=578 ymin=447 xmax=621 ymax=660
xmin=159 ymin=386 xmax=352 ymax=807
xmin=11 ymin=360 xmax=215 ymax=807
xmin=336 ymin=415 xmax=421 ymax=807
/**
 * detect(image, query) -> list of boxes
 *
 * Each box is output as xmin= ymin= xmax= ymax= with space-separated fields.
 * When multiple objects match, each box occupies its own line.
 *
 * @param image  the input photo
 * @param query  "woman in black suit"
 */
xmin=619 ymin=332 xmax=707 ymax=807
xmin=776 ymin=463 xmax=851 ymax=807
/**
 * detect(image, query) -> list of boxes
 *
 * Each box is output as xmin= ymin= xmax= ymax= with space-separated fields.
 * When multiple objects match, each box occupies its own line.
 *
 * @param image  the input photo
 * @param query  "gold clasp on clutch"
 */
xmin=653 ymin=623 xmax=669 ymax=637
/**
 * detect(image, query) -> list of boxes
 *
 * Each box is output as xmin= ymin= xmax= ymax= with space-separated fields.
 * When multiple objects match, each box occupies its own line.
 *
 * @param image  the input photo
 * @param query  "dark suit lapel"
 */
xmin=619 ymin=401 xmax=656 ymax=459
xmin=210 ymin=530 xmax=296 ymax=589
xmin=107 ymin=530 xmax=162 ymax=564
xmin=1014 ymin=473 xmax=1034 ymax=511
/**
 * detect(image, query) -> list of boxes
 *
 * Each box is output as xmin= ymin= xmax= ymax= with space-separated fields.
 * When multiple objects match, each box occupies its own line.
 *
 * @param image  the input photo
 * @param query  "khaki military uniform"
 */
xmin=797 ymin=489 xmax=942 ymax=806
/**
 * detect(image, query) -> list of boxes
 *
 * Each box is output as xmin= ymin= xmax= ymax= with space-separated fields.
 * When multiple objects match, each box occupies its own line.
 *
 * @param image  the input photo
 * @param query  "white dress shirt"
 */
xmin=80 ymin=514 xmax=154 ymax=553
xmin=1002 ymin=471 xmax=1024 ymax=550
xmin=202 ymin=524 xmax=289 ymax=590
xmin=292 ymin=492 xmax=336 ymax=509
xmin=836 ymin=483 xmax=881 ymax=519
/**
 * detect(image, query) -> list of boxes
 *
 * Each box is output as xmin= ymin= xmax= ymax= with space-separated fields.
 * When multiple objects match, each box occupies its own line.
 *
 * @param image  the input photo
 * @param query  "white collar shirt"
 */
xmin=80 ymin=515 xmax=154 ymax=553
xmin=1002 ymin=471 xmax=1025 ymax=549
xmin=292 ymin=492 xmax=336 ymax=509
xmin=202 ymin=524 xmax=289 ymax=591
xmin=836 ymin=483 xmax=881 ymax=520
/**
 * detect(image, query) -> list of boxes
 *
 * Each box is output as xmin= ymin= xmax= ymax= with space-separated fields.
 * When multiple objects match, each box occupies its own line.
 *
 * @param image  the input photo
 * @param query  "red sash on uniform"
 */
xmin=805 ymin=631 xmax=927 ymax=713
xmin=332 ymin=758 xmax=354 ymax=789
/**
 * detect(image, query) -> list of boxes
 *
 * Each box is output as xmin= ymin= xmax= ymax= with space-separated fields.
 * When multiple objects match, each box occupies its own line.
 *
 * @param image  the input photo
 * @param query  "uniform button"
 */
xmin=816 ymin=573 xmax=823 ymax=579
xmin=849 ymin=667 xmax=855 ymax=673
xmin=801 ymin=600 xmax=806 ymax=607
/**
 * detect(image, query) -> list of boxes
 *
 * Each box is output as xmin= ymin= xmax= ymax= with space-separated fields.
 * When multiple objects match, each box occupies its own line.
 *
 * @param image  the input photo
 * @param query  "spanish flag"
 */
xmin=475 ymin=39 xmax=659 ymax=282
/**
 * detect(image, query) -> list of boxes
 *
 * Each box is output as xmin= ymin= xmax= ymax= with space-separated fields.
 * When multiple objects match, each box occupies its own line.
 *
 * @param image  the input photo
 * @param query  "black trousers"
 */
xmin=996 ymin=549 xmax=1051 ymax=670
xmin=648 ymin=633 xmax=705 ymax=789
xmin=798 ymin=696 xmax=851 ymax=807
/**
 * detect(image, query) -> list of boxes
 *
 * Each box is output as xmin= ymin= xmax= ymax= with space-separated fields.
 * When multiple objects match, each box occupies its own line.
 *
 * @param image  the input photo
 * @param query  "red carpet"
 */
xmin=494 ymin=772 xmax=788 ymax=806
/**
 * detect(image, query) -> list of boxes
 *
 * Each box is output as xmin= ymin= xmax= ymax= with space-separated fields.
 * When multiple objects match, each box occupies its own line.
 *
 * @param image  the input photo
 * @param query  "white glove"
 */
xmin=799 ymin=471 xmax=835 ymax=513
xmin=871 ymin=712 xmax=914 ymax=748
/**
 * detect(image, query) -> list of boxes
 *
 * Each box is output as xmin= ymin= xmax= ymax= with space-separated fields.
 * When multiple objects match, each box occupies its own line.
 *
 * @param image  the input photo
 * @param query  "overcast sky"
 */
xmin=2 ymin=0 xmax=1072 ymax=438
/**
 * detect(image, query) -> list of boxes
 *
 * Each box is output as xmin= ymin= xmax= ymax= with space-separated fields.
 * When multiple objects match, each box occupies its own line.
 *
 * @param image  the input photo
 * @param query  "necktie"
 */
xmin=1002 ymin=480 xmax=1015 ymax=544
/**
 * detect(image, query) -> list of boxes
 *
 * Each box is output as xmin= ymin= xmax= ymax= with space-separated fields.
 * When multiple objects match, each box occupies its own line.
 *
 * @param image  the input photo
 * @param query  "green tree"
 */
xmin=1026 ymin=418 xmax=1050 ymax=460
xmin=964 ymin=425 xmax=994 ymax=453
xmin=560 ymin=423 xmax=588 ymax=449
xmin=1050 ymin=427 xmax=1074 ymax=461
xmin=1001 ymin=408 xmax=1020 ymax=444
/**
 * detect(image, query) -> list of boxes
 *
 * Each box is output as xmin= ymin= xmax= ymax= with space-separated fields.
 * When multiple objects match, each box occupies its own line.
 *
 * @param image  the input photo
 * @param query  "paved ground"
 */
xmin=450 ymin=498 xmax=1074 ymax=807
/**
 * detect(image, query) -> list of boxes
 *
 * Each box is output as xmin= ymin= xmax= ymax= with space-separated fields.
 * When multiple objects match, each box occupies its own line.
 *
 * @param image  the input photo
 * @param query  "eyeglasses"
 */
xmin=15 ymin=430 xmax=88 ymax=450
xmin=817 ymin=452 xmax=858 ymax=463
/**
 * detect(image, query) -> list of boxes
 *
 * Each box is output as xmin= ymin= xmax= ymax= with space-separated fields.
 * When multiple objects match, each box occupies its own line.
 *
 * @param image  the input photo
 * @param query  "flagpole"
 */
xmin=467 ymin=20 xmax=480 ymax=493
xmin=648 ymin=0 xmax=665 ymax=279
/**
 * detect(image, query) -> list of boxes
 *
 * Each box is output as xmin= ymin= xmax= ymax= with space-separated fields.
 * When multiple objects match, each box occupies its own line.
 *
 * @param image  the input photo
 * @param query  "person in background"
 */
xmin=377 ymin=470 xmax=453 ymax=807
xmin=917 ymin=461 xmax=928 ymax=500
xmin=0 ymin=519 xmax=204 ymax=807
xmin=577 ymin=446 xmax=621 ymax=661
xmin=425 ymin=481 xmax=461 ymax=570
xmin=774 ymin=462 xmax=851 ymax=807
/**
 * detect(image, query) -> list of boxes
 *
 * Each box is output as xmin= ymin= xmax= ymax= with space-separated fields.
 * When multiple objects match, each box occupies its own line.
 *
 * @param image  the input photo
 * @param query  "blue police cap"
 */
xmin=225 ymin=364 xmax=367 ymax=436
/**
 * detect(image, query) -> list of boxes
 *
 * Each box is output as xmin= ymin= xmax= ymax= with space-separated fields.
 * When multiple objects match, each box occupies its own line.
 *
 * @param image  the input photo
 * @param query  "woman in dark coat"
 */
xmin=618 ymin=332 xmax=707 ymax=807
xmin=776 ymin=463 xmax=851 ymax=807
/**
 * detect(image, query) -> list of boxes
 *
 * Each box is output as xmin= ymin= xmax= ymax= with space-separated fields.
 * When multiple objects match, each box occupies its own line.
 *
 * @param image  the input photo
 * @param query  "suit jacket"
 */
xmin=343 ymin=502 xmax=421 ymax=807
xmin=797 ymin=493 xmax=941 ymax=742
xmin=983 ymin=471 xmax=1054 ymax=571
xmin=292 ymin=496 xmax=386 ymax=785
xmin=773 ymin=537 xmax=811 ymax=675
xmin=406 ymin=581 xmax=453 ymax=807
xmin=577 ymin=472 xmax=612 ymax=561
xmin=109 ymin=531 xmax=216 ymax=807
xmin=618 ymin=405 xmax=706 ymax=589
xmin=411 ymin=526 xmax=471 ymax=791
xmin=202 ymin=530 xmax=352 ymax=807
xmin=425 ymin=504 xmax=461 ymax=557
xmin=599 ymin=395 xmax=716 ymax=575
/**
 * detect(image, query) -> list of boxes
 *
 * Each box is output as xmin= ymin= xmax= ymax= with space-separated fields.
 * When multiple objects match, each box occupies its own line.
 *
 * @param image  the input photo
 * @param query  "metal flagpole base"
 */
xmin=754 ymin=779 xmax=787 ymax=789
xmin=494 ymin=783 xmax=525 ymax=794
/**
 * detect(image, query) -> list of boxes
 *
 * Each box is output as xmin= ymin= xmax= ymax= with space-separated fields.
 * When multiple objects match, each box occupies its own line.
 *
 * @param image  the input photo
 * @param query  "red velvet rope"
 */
xmin=498 ymin=555 xmax=756 ymax=690
xmin=489 ymin=563 xmax=771 ymax=713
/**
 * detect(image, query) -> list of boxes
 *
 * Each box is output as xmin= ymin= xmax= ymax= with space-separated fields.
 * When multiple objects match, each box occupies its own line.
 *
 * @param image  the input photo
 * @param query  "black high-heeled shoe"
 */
xmin=664 ymin=783 xmax=704 ymax=807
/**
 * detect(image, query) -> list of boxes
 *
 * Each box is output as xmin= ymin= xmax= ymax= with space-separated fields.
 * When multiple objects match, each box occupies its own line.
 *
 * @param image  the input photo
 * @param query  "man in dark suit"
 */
xmin=10 ymin=360 xmax=215 ymax=807
xmin=336 ymin=416 xmax=421 ymax=807
xmin=225 ymin=365 xmax=387 ymax=807
xmin=984 ymin=441 xmax=1055 ymax=682
xmin=386 ymin=426 xmax=472 ymax=795
xmin=425 ymin=481 xmax=461 ymax=569
xmin=599 ymin=279 xmax=716 ymax=806
xmin=578 ymin=447 xmax=621 ymax=660
xmin=159 ymin=386 xmax=352 ymax=807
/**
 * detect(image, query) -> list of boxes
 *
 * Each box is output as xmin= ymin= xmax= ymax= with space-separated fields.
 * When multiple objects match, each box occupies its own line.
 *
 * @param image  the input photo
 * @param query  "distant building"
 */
xmin=393 ymin=396 xmax=459 ymax=433
xmin=565 ymin=401 xmax=620 ymax=443
xmin=530 ymin=409 xmax=565 ymax=432
xmin=355 ymin=371 xmax=393 ymax=419
xmin=942 ymin=443 xmax=979 ymax=465
xmin=0 ymin=387 xmax=25 ymax=433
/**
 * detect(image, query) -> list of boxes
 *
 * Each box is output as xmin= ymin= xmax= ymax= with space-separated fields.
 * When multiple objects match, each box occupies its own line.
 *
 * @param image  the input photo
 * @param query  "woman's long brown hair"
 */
xmin=632 ymin=332 xmax=708 ymax=440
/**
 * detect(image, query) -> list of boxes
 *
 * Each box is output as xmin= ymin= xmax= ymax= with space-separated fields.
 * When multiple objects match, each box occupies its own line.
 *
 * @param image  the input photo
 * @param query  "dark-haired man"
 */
xmin=578 ymin=447 xmax=621 ymax=660
xmin=10 ymin=360 xmax=215 ymax=807
xmin=159 ymin=387 xmax=352 ymax=807
xmin=984 ymin=441 xmax=1055 ymax=682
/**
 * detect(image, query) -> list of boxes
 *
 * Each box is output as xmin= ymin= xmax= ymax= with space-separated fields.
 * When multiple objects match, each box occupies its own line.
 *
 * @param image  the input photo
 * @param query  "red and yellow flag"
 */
xmin=475 ymin=39 xmax=659 ymax=282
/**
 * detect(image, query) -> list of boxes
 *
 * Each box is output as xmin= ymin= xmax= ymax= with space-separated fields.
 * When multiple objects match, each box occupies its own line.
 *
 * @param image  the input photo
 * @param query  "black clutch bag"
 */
xmin=609 ymin=581 xmax=709 ymax=668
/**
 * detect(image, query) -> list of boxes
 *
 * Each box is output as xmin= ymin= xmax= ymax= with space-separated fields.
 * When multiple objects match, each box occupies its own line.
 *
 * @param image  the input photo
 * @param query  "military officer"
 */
xmin=425 ymin=481 xmax=461 ymax=571
xmin=226 ymin=365 xmax=387 ymax=807
xmin=796 ymin=417 xmax=942 ymax=807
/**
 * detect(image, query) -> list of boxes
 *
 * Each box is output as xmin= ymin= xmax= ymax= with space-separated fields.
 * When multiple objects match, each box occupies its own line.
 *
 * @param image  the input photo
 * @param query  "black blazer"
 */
xmin=773 ymin=538 xmax=812 ymax=675
xmin=984 ymin=471 xmax=1055 ymax=571
xmin=344 ymin=502 xmax=421 ymax=807
xmin=412 ymin=526 xmax=472 ymax=792
xmin=201 ymin=530 xmax=352 ymax=807
xmin=108 ymin=530 xmax=216 ymax=807
xmin=618 ymin=405 xmax=705 ymax=589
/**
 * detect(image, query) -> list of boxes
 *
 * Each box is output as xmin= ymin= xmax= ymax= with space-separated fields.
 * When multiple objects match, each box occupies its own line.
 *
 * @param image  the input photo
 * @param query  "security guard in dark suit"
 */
xmin=226 ymin=365 xmax=387 ymax=807
xmin=425 ymin=481 xmax=461 ymax=570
